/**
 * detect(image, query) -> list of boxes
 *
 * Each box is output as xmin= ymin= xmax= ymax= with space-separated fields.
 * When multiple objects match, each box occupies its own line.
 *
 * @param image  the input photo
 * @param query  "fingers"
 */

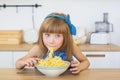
xmin=25 ymin=58 xmax=40 ymax=67
xmin=70 ymin=61 xmax=80 ymax=74
xmin=70 ymin=61 xmax=78 ymax=68
xmin=70 ymin=67 xmax=79 ymax=74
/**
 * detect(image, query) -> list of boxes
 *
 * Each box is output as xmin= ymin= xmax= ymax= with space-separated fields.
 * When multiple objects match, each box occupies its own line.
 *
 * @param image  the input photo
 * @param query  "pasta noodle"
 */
xmin=37 ymin=47 xmax=68 ymax=67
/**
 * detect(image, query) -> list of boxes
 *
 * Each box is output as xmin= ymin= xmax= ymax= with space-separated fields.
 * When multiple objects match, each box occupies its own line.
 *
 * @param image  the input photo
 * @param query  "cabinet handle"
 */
xmin=86 ymin=54 xmax=105 ymax=58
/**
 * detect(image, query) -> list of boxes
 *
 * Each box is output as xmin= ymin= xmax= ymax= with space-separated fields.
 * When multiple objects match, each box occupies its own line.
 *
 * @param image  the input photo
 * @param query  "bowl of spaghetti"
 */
xmin=35 ymin=48 xmax=70 ymax=77
xmin=35 ymin=59 xmax=70 ymax=77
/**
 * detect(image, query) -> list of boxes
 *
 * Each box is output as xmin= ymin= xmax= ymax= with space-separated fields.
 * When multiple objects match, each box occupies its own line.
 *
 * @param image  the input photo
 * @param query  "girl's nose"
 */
xmin=48 ymin=36 xmax=54 ymax=43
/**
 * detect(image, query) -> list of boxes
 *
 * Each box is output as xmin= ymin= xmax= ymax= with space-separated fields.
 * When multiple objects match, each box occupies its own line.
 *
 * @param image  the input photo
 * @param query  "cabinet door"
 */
xmin=0 ymin=51 xmax=13 ymax=68
xmin=83 ymin=52 xmax=120 ymax=68
xmin=13 ymin=51 xmax=28 ymax=68
xmin=105 ymin=52 xmax=120 ymax=68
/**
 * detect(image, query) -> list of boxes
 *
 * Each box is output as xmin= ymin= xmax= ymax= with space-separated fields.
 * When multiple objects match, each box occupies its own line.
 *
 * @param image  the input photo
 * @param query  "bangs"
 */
xmin=40 ymin=18 xmax=68 ymax=34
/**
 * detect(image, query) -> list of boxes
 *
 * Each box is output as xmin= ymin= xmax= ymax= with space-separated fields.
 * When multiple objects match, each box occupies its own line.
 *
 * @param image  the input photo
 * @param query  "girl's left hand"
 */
xmin=70 ymin=61 xmax=80 ymax=74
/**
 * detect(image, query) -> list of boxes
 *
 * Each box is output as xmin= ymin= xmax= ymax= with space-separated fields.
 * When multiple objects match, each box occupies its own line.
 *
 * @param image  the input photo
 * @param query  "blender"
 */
xmin=90 ymin=13 xmax=113 ymax=44
xmin=95 ymin=13 xmax=113 ymax=33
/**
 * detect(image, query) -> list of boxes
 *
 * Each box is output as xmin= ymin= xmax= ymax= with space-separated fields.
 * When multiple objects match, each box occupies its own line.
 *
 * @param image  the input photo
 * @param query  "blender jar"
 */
xmin=95 ymin=21 xmax=109 ymax=33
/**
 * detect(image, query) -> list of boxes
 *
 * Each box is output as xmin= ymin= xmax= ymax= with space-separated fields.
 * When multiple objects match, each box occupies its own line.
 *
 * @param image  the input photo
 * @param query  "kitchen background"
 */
xmin=0 ymin=0 xmax=120 ymax=46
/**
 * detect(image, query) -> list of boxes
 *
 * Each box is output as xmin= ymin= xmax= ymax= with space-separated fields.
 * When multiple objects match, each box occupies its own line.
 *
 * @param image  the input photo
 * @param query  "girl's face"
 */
xmin=43 ymin=33 xmax=64 ymax=51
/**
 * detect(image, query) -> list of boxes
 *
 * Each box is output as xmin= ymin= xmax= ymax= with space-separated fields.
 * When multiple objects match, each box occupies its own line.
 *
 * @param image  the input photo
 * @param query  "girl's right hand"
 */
xmin=23 ymin=58 xmax=40 ymax=67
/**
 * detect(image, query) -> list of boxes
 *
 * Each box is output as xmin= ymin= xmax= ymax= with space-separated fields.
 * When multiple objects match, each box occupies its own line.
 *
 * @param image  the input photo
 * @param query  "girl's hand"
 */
xmin=23 ymin=58 xmax=40 ymax=67
xmin=70 ymin=61 xmax=80 ymax=74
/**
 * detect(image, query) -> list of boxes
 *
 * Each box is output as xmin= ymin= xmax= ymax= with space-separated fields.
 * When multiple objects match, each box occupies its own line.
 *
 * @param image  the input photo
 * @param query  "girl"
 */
xmin=15 ymin=12 xmax=90 ymax=74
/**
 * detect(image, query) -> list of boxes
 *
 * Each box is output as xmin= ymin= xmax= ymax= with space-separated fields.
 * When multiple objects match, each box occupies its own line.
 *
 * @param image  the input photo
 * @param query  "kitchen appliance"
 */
xmin=90 ymin=32 xmax=110 ymax=44
xmin=95 ymin=13 xmax=113 ymax=33
xmin=90 ymin=12 xmax=113 ymax=44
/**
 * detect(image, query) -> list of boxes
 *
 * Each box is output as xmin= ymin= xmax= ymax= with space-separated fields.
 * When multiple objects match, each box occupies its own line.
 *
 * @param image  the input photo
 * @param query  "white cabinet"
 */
xmin=0 ymin=51 xmax=13 ymax=68
xmin=13 ymin=51 xmax=28 ymax=68
xmin=83 ymin=52 xmax=120 ymax=68
xmin=0 ymin=51 xmax=28 ymax=68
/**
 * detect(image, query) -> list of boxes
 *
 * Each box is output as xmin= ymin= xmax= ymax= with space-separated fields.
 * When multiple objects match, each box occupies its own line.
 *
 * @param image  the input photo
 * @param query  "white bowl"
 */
xmin=35 ymin=61 xmax=70 ymax=77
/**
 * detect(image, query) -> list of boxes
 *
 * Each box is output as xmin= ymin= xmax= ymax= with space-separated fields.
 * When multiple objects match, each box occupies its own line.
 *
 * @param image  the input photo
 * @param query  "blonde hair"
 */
xmin=38 ymin=12 xmax=74 ymax=61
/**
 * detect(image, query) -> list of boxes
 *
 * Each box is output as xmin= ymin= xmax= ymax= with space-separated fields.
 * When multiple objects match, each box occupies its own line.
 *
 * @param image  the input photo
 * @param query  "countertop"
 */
xmin=0 ymin=43 xmax=120 ymax=51
xmin=79 ymin=43 xmax=120 ymax=52
xmin=0 ymin=43 xmax=35 ymax=51
xmin=0 ymin=68 xmax=120 ymax=80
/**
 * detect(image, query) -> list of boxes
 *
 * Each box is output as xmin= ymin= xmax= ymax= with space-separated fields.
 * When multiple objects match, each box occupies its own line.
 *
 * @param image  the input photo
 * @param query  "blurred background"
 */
xmin=0 ymin=0 xmax=120 ymax=45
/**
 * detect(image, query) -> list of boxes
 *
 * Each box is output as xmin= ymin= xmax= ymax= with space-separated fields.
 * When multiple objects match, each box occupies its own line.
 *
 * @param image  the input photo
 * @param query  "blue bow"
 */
xmin=45 ymin=14 xmax=76 ymax=35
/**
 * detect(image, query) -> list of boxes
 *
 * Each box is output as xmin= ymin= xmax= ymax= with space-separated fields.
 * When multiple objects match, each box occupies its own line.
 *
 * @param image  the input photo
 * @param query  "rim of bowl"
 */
xmin=35 ymin=61 xmax=70 ymax=70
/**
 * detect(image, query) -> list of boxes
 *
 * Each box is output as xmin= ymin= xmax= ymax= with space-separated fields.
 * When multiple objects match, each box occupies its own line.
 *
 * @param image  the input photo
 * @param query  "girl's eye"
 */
xmin=44 ymin=33 xmax=50 ymax=37
xmin=56 ymin=34 xmax=61 ymax=38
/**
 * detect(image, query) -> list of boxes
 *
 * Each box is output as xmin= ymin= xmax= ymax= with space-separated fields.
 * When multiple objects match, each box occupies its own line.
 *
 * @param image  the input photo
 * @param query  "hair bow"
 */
xmin=45 ymin=14 xmax=76 ymax=35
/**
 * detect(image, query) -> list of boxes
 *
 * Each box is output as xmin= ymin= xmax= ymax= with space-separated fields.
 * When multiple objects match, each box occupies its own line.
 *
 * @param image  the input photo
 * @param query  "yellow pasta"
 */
xmin=48 ymin=47 xmax=53 ymax=58
xmin=37 ymin=47 xmax=68 ymax=67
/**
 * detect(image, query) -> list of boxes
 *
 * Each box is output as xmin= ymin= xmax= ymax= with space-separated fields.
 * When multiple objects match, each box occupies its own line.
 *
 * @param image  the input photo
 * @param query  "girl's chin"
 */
xmin=49 ymin=47 xmax=58 ymax=51
xmin=47 ymin=46 xmax=55 ymax=50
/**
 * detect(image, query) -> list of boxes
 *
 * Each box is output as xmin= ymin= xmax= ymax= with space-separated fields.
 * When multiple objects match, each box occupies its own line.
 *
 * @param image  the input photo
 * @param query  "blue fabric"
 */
xmin=42 ymin=50 xmax=67 ymax=61
xmin=45 ymin=13 xmax=76 ymax=35
xmin=53 ymin=50 xmax=67 ymax=60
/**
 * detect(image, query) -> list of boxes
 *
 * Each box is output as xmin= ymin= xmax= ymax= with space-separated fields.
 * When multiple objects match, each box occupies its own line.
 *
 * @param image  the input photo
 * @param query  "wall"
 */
xmin=0 ymin=0 xmax=120 ymax=45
